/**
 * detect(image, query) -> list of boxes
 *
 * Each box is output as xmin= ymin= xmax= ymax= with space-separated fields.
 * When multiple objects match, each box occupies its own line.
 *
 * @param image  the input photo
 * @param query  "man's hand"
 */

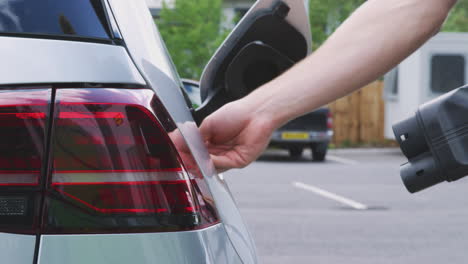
xmin=200 ymin=99 xmax=276 ymax=172
xmin=198 ymin=0 xmax=456 ymax=172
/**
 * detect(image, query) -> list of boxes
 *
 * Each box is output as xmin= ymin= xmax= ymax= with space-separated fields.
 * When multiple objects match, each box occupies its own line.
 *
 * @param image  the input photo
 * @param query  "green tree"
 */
xmin=309 ymin=0 xmax=364 ymax=50
xmin=309 ymin=0 xmax=468 ymax=50
xmin=156 ymin=0 xmax=227 ymax=79
xmin=442 ymin=0 xmax=468 ymax=32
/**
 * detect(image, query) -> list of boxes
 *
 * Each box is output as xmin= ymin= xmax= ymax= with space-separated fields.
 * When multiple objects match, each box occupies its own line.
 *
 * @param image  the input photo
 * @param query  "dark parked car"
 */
xmin=270 ymin=108 xmax=333 ymax=161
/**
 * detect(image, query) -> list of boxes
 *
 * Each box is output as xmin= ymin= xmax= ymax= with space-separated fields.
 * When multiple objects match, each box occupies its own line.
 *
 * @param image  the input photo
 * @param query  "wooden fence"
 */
xmin=329 ymin=81 xmax=385 ymax=145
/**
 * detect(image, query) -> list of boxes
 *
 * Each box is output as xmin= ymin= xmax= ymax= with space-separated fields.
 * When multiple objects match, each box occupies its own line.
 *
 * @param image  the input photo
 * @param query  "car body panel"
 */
xmin=105 ymin=0 xmax=181 ymax=86
xmin=0 ymin=233 xmax=35 ymax=264
xmin=0 ymin=37 xmax=145 ymax=86
xmin=107 ymin=0 xmax=258 ymax=263
xmin=38 ymin=224 xmax=242 ymax=264
xmin=0 ymin=0 xmax=311 ymax=262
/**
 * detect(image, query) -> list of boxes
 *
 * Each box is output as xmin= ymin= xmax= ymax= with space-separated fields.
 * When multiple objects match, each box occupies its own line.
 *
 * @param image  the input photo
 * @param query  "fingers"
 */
xmin=210 ymin=151 xmax=254 ymax=172
xmin=210 ymin=154 xmax=241 ymax=172
xmin=210 ymin=154 xmax=233 ymax=171
xmin=200 ymin=119 xmax=217 ymax=148
xmin=215 ymin=167 xmax=228 ymax=174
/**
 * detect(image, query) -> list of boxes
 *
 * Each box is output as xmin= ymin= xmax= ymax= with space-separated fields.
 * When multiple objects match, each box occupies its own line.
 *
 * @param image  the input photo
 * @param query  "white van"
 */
xmin=384 ymin=32 xmax=468 ymax=139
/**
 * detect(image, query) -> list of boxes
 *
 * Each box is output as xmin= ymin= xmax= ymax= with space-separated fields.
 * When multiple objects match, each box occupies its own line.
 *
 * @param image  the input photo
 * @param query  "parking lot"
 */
xmin=225 ymin=148 xmax=468 ymax=264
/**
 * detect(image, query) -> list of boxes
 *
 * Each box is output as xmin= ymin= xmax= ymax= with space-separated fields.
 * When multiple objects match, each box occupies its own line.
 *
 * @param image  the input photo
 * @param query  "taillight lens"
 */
xmin=0 ymin=89 xmax=51 ymax=234
xmin=327 ymin=111 xmax=333 ymax=129
xmin=44 ymin=89 xmax=218 ymax=233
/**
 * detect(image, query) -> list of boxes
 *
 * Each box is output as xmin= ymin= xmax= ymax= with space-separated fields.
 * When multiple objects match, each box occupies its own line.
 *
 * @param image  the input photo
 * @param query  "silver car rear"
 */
xmin=0 ymin=0 xmax=252 ymax=263
xmin=0 ymin=0 xmax=312 ymax=263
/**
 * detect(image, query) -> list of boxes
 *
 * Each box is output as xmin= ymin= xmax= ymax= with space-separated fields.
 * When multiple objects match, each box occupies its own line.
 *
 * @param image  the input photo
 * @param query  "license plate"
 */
xmin=281 ymin=132 xmax=309 ymax=140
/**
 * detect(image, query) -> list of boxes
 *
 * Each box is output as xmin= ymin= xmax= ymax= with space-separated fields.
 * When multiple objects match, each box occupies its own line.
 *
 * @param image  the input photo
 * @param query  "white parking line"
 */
xmin=326 ymin=155 xmax=359 ymax=165
xmin=292 ymin=181 xmax=369 ymax=210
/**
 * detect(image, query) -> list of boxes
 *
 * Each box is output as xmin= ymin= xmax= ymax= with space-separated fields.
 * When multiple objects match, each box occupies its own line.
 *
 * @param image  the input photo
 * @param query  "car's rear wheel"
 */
xmin=311 ymin=143 xmax=328 ymax=161
xmin=289 ymin=147 xmax=303 ymax=159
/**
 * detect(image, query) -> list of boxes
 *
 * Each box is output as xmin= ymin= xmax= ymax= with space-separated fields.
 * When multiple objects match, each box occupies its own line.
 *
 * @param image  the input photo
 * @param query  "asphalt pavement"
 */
xmin=225 ymin=148 xmax=468 ymax=264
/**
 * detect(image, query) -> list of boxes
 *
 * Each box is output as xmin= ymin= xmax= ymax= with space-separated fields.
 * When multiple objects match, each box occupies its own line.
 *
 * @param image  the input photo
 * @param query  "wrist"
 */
xmin=240 ymin=84 xmax=291 ymax=131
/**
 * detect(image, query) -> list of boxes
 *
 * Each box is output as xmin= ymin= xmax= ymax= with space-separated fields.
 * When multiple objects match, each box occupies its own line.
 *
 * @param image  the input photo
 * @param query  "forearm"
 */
xmin=244 ymin=0 xmax=456 ymax=128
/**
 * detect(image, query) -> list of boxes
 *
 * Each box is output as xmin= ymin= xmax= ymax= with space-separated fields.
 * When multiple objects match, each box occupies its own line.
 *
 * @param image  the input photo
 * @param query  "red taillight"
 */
xmin=0 ymin=105 xmax=46 ymax=186
xmin=0 ymin=88 xmax=217 ymax=235
xmin=0 ymin=89 xmax=51 ymax=234
xmin=43 ymin=88 xmax=219 ymax=233
xmin=327 ymin=111 xmax=333 ymax=129
xmin=58 ymin=111 xmax=124 ymax=119
xmin=51 ymin=170 xmax=196 ymax=214
xmin=52 ymin=180 xmax=196 ymax=214
xmin=52 ymin=102 xmax=180 ymax=171
xmin=0 ymin=112 xmax=46 ymax=119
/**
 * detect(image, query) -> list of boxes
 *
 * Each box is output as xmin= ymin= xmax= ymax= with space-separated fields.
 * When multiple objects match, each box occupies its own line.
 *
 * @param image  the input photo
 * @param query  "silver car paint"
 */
xmin=107 ymin=0 xmax=261 ymax=263
xmin=0 ymin=16 xmax=246 ymax=264
xmin=38 ymin=224 xmax=242 ymax=264
xmin=0 ymin=0 xmax=309 ymax=263
xmin=0 ymin=37 xmax=145 ymax=86
xmin=0 ymin=33 xmax=244 ymax=264
xmin=0 ymin=233 xmax=35 ymax=264
xmin=106 ymin=0 xmax=311 ymax=263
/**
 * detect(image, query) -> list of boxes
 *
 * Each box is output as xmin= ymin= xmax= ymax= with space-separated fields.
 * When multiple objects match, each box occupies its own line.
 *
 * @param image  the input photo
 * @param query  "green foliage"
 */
xmin=156 ymin=0 xmax=227 ymax=79
xmin=308 ymin=0 xmax=365 ymax=50
xmin=308 ymin=0 xmax=468 ymax=49
xmin=442 ymin=0 xmax=468 ymax=32
xmin=156 ymin=0 xmax=468 ymax=79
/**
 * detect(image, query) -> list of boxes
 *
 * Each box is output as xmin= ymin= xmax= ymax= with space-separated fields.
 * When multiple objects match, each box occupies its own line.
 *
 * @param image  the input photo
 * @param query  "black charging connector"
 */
xmin=393 ymin=85 xmax=468 ymax=193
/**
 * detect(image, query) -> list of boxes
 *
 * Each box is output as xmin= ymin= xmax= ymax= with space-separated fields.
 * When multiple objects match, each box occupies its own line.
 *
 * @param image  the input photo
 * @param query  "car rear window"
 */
xmin=0 ymin=0 xmax=110 ymax=39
